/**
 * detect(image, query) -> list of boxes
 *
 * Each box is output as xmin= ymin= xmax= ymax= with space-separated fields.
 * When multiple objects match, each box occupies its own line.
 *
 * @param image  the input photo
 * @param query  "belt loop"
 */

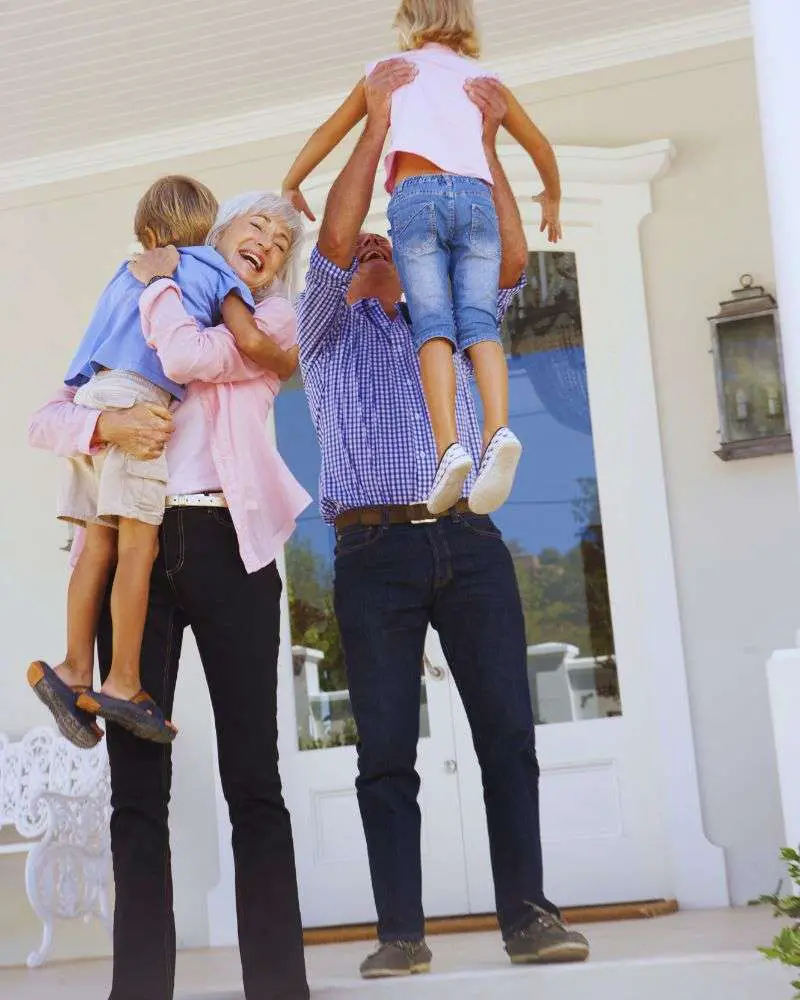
xmin=381 ymin=507 xmax=390 ymax=527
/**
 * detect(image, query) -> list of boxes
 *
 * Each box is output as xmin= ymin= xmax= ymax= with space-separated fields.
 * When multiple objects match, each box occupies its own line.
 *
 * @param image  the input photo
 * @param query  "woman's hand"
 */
xmin=128 ymin=246 xmax=180 ymax=285
xmin=283 ymin=186 xmax=316 ymax=223
xmin=94 ymin=403 xmax=174 ymax=460
xmin=534 ymin=191 xmax=562 ymax=244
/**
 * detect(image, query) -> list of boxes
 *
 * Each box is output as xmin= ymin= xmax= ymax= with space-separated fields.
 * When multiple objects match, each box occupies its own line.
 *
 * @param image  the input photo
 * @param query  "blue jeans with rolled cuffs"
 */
xmin=387 ymin=174 xmax=502 ymax=354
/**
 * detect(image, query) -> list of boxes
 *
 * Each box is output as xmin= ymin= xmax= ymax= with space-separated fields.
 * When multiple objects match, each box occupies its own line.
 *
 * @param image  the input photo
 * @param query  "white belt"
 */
xmin=164 ymin=492 xmax=228 ymax=509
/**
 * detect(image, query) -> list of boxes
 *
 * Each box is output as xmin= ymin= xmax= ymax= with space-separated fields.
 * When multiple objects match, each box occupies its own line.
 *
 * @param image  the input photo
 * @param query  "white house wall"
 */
xmin=0 ymin=37 xmax=788 ymax=964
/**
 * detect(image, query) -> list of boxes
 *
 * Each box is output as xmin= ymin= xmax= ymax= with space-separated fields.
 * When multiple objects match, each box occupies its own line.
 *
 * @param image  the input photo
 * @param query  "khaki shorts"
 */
xmin=58 ymin=370 xmax=171 ymax=529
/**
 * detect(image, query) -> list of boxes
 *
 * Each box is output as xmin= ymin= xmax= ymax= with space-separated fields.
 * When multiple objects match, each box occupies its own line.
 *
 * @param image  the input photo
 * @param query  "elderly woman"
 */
xmin=28 ymin=192 xmax=311 ymax=1000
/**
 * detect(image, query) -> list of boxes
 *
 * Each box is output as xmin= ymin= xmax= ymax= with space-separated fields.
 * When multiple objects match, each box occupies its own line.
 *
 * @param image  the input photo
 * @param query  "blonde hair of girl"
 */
xmin=394 ymin=0 xmax=481 ymax=59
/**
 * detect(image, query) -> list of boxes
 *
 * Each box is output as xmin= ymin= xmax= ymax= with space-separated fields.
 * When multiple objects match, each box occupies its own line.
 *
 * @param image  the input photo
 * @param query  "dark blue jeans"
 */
xmin=333 ymin=510 xmax=554 ymax=942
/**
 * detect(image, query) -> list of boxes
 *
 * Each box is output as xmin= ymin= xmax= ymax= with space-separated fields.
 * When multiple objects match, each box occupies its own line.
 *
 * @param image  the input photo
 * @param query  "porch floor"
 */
xmin=0 ymin=908 xmax=790 ymax=999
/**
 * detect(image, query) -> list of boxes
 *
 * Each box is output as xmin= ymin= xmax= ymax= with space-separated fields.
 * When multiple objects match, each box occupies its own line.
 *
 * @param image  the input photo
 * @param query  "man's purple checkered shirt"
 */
xmin=297 ymin=246 xmax=524 ymax=524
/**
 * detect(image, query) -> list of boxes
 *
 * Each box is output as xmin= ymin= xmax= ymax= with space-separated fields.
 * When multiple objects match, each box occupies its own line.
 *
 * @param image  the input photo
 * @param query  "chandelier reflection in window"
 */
xmin=502 ymin=251 xmax=592 ymax=437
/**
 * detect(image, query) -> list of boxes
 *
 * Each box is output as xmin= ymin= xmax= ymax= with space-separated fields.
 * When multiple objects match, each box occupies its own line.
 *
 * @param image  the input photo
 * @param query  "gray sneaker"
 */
xmin=505 ymin=905 xmax=590 ymax=965
xmin=359 ymin=940 xmax=433 ymax=979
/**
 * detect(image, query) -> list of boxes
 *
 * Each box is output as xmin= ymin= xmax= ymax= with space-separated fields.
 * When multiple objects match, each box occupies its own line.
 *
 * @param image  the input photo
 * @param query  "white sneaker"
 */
xmin=468 ymin=428 xmax=523 ymax=515
xmin=427 ymin=443 xmax=473 ymax=515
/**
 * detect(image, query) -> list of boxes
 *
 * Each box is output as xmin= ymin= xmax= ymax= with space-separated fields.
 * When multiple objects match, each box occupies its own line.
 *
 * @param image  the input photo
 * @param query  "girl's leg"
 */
xmin=466 ymin=340 xmax=510 ymax=448
xmin=56 ymin=523 xmax=117 ymax=688
xmin=419 ymin=339 xmax=458 ymax=459
xmin=388 ymin=185 xmax=458 ymax=454
xmin=102 ymin=518 xmax=160 ymax=701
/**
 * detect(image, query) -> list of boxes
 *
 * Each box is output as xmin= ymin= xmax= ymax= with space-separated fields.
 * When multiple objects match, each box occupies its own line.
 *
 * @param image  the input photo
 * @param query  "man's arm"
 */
xmin=317 ymin=58 xmax=417 ymax=268
xmin=466 ymin=78 xmax=529 ymax=290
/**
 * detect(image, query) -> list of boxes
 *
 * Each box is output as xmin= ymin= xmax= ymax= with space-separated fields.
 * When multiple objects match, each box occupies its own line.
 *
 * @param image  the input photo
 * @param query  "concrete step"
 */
xmin=0 ymin=909 xmax=791 ymax=1000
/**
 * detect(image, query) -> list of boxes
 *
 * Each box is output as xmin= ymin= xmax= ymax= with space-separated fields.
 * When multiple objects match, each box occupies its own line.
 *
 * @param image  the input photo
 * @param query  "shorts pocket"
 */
xmin=125 ymin=454 xmax=168 ymax=484
xmin=469 ymin=201 xmax=501 ymax=259
xmin=390 ymin=201 xmax=438 ymax=257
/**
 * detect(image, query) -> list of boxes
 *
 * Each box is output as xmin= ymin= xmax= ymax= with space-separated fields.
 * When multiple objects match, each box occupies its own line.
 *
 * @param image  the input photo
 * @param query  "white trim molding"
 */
xmin=0 ymin=7 xmax=746 ymax=196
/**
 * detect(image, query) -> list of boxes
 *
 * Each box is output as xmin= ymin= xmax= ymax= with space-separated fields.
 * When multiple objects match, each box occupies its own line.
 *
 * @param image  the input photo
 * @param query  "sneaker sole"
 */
xmin=468 ymin=437 xmax=522 ymax=515
xmin=427 ymin=455 xmax=473 ymax=515
xmin=361 ymin=963 xmax=432 ymax=979
xmin=509 ymin=941 xmax=590 ymax=964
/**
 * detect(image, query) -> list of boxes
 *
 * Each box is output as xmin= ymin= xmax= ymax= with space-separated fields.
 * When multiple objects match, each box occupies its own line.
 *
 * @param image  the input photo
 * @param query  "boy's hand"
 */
xmin=129 ymin=245 xmax=180 ymax=285
xmin=284 ymin=186 xmax=316 ymax=223
xmin=534 ymin=191 xmax=562 ymax=244
xmin=278 ymin=345 xmax=300 ymax=381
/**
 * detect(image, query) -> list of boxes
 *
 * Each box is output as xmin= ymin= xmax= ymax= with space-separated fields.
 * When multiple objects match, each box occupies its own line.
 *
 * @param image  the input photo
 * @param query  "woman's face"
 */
xmin=216 ymin=212 xmax=293 ymax=295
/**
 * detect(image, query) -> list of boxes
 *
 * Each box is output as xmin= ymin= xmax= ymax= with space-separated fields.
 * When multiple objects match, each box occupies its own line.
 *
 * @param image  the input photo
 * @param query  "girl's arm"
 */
xmin=501 ymin=85 xmax=562 ymax=243
xmin=282 ymin=79 xmax=368 ymax=221
xmin=221 ymin=294 xmax=299 ymax=380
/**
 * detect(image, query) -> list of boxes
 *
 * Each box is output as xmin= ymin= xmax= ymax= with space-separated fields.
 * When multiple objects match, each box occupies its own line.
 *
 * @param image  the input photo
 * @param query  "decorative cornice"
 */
xmin=299 ymin=140 xmax=676 ymax=225
xmin=0 ymin=7 xmax=745 ymax=195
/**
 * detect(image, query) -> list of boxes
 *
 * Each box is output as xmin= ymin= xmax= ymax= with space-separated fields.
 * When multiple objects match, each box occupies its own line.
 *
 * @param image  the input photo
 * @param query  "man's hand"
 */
xmin=465 ymin=77 xmax=508 ymax=151
xmin=128 ymin=246 xmax=180 ymax=285
xmin=283 ymin=187 xmax=316 ymax=223
xmin=364 ymin=58 xmax=417 ymax=130
xmin=95 ymin=403 xmax=174 ymax=460
xmin=534 ymin=191 xmax=562 ymax=244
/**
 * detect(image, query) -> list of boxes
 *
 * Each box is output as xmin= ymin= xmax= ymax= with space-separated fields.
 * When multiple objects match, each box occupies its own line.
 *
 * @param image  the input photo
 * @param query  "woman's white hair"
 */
xmin=206 ymin=191 xmax=305 ymax=301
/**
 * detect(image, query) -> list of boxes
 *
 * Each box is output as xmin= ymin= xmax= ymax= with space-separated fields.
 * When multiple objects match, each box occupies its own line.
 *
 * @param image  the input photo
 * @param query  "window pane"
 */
xmin=496 ymin=251 xmax=621 ymax=724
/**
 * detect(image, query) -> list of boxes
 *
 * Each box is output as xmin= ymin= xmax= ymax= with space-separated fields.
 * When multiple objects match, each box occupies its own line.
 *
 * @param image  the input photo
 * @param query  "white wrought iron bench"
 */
xmin=0 ymin=726 xmax=111 ymax=967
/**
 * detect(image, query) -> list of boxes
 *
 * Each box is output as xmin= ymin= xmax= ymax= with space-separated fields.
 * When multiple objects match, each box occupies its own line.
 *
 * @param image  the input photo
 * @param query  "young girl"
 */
xmin=28 ymin=175 xmax=298 ymax=748
xmin=283 ymin=0 xmax=561 ymax=515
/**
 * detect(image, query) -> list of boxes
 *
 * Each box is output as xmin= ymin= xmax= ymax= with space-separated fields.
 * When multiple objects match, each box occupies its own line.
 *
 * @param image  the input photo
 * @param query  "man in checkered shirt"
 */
xmin=297 ymin=59 xmax=590 ymax=980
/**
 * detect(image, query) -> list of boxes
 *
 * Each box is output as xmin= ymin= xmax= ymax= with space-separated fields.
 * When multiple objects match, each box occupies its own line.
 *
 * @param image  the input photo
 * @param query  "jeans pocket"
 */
xmin=390 ymin=200 xmax=438 ymax=257
xmin=335 ymin=525 xmax=386 ymax=557
xmin=457 ymin=513 xmax=502 ymax=540
xmin=469 ymin=201 xmax=501 ymax=260
xmin=208 ymin=508 xmax=235 ymax=530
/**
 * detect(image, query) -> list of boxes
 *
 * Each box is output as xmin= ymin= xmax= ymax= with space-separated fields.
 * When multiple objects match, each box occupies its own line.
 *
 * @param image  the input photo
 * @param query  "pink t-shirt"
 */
xmin=367 ymin=43 xmax=498 ymax=193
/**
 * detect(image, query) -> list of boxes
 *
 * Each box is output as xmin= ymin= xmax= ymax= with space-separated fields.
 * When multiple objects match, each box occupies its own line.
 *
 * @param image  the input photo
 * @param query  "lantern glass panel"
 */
xmin=717 ymin=315 xmax=786 ymax=442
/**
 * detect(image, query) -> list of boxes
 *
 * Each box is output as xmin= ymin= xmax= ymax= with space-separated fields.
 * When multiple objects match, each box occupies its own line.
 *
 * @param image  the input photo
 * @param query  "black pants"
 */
xmin=97 ymin=507 xmax=309 ymax=1000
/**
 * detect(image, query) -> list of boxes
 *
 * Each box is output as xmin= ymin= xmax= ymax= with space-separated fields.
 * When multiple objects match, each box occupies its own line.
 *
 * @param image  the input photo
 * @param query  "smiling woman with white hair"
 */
xmin=28 ymin=189 xmax=312 ymax=1000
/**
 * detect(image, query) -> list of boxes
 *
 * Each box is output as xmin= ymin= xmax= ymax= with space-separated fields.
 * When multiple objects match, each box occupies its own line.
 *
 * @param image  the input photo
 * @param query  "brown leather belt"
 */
xmin=334 ymin=499 xmax=470 ymax=531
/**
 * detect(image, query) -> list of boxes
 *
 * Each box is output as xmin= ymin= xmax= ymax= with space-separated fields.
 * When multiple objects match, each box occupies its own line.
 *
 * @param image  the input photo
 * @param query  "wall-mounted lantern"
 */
xmin=710 ymin=274 xmax=791 ymax=461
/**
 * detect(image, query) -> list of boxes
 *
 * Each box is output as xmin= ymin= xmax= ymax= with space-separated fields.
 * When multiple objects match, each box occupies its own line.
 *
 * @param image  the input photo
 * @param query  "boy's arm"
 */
xmin=501 ymin=86 xmax=562 ymax=243
xmin=282 ymin=80 xmax=368 ymax=222
xmin=220 ymin=294 xmax=298 ymax=381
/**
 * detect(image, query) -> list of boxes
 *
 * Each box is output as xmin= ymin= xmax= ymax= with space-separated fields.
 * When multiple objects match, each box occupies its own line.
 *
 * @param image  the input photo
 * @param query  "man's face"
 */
xmin=347 ymin=233 xmax=403 ymax=307
xmin=355 ymin=233 xmax=395 ymax=272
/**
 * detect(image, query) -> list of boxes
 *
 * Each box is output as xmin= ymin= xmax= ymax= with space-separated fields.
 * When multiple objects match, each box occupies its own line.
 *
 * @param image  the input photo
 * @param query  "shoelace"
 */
xmin=518 ymin=902 xmax=568 ymax=936
xmin=374 ymin=940 xmax=423 ymax=957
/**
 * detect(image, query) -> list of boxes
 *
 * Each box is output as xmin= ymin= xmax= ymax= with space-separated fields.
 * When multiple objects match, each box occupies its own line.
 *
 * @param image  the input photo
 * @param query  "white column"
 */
xmin=750 ymin=0 xmax=800 ymax=487
xmin=751 ymin=0 xmax=800 ymax=849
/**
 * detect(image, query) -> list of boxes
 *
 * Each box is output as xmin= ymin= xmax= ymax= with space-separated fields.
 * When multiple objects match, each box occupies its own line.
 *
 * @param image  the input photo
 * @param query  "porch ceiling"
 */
xmin=4 ymin=0 xmax=747 ymax=176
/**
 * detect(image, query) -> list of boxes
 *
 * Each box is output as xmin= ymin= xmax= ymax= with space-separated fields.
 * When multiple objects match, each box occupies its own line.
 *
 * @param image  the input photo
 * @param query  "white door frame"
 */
xmin=207 ymin=142 xmax=728 ymax=942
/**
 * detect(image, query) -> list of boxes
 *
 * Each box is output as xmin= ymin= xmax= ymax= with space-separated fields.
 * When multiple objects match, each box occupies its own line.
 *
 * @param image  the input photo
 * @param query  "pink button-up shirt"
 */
xmin=29 ymin=281 xmax=310 ymax=574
